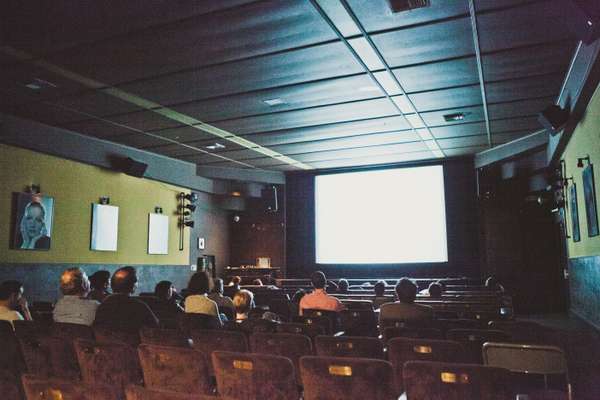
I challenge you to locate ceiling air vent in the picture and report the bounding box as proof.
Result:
[387,0,430,13]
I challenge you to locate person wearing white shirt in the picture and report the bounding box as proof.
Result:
[0,280,32,327]
[184,272,222,324]
[53,268,99,326]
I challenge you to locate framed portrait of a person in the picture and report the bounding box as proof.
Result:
[12,193,54,250]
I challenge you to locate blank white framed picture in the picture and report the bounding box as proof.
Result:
[90,204,119,251]
[148,213,169,255]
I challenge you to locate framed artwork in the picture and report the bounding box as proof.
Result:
[148,213,169,255]
[570,184,581,243]
[91,204,119,251]
[12,192,54,250]
[582,164,599,237]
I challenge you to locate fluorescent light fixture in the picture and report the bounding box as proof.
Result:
[443,112,466,122]
[314,0,361,36]
[263,98,286,106]
[373,71,402,95]
[348,37,385,71]
[205,143,226,150]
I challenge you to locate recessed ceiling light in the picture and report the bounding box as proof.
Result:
[205,143,226,150]
[24,78,58,91]
[443,112,467,122]
[263,98,286,106]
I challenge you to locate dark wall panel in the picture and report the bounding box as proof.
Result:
[285,158,480,279]
[570,255,600,330]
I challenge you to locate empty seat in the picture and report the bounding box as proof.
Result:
[191,329,247,376]
[437,319,484,333]
[213,351,300,400]
[446,329,510,363]
[403,361,512,400]
[93,325,140,347]
[125,385,217,400]
[22,374,117,400]
[382,327,444,343]
[0,370,21,400]
[340,309,378,337]
[295,314,335,335]
[51,322,95,341]
[488,321,562,346]
[74,339,143,397]
[138,344,212,395]
[483,342,572,399]
[266,298,292,321]
[140,327,192,348]
[250,332,312,384]
[178,313,222,334]
[301,309,340,333]
[387,338,466,393]
[300,355,396,400]
[13,320,51,339]
[18,335,80,379]
[277,322,325,338]
[315,335,384,359]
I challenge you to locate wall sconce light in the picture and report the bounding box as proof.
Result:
[577,155,591,168]
[154,206,163,214]
[180,192,198,203]
[99,196,110,205]
[183,220,195,228]
[178,191,198,251]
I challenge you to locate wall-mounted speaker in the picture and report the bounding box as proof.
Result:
[262,185,278,213]
[565,0,600,45]
[538,105,570,135]
[123,157,148,178]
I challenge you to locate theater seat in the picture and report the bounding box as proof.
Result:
[383,327,444,343]
[18,335,80,379]
[277,322,325,339]
[93,325,140,347]
[140,327,192,348]
[212,351,299,400]
[179,313,222,334]
[403,361,512,400]
[21,374,117,400]
[74,339,143,397]
[0,320,25,374]
[446,329,510,364]
[125,385,219,400]
[300,355,396,400]
[138,344,213,395]
[0,370,21,400]
[191,329,248,376]
[51,322,95,341]
[314,335,384,359]
[250,332,312,384]
[13,320,51,339]
[340,309,378,337]
[387,338,466,394]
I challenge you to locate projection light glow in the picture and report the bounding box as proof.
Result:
[315,165,448,264]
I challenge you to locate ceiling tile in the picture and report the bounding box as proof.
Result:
[489,116,541,134]
[306,150,437,169]
[487,96,555,120]
[409,85,482,112]
[290,141,429,163]
[421,105,485,127]
[486,73,564,103]
[393,57,479,92]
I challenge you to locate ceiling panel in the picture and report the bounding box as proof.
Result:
[426,122,487,139]
[6,102,89,126]
[409,85,482,112]
[373,17,475,67]
[392,57,479,93]
[420,105,485,127]
[487,96,555,120]
[489,116,542,134]
[288,141,430,163]
[486,73,564,103]
[45,1,337,85]
[149,139,247,159]
[443,145,487,157]
[117,42,365,105]
[171,74,382,122]
[438,134,490,149]
[477,1,574,52]
[52,90,144,121]
[305,150,437,169]
[212,98,399,135]
[60,119,142,138]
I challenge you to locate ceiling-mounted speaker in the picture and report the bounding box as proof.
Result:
[564,0,600,45]
[538,105,570,135]
[387,0,430,13]
[123,157,148,178]
[262,185,278,213]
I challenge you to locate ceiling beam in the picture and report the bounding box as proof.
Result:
[474,129,549,169]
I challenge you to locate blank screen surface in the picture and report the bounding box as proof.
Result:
[315,165,447,264]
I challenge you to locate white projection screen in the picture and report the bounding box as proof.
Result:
[315,165,448,264]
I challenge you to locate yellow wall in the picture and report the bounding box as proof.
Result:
[0,144,189,264]
[562,83,600,258]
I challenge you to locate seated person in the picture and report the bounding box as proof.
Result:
[0,280,32,327]
[252,278,263,286]
[485,276,506,292]
[208,278,235,319]
[93,266,159,333]
[184,272,222,323]
[87,270,111,302]
[299,271,345,316]
[228,289,278,334]
[372,280,390,309]
[419,281,445,298]
[337,279,349,294]
[53,268,99,326]
[379,278,433,325]
[223,276,241,298]
[151,280,184,321]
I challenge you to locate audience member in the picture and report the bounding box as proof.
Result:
[427,282,443,299]
[485,276,506,292]
[53,268,99,326]
[252,278,263,286]
[0,280,32,326]
[93,266,159,332]
[379,277,433,324]
[208,278,235,317]
[87,270,111,302]
[338,279,349,294]
[372,280,390,309]
[299,271,345,315]
[224,276,241,298]
[185,272,222,323]
[228,289,278,334]
[153,280,184,314]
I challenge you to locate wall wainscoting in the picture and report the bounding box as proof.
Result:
[570,255,600,330]
[0,263,193,303]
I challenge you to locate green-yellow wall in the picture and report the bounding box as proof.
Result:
[562,83,600,258]
[0,144,190,264]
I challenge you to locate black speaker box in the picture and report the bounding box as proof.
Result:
[262,185,278,213]
[538,105,570,134]
[123,157,148,177]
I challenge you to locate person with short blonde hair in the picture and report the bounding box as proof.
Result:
[233,289,254,320]
[54,268,99,326]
